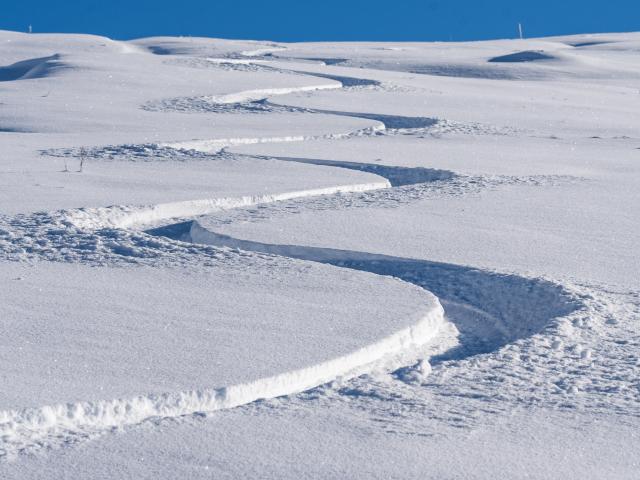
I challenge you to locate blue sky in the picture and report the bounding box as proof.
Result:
[1,0,638,41]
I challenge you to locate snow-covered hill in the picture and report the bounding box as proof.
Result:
[1,30,638,478]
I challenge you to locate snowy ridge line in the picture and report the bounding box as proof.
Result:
[207,83,341,104]
[159,123,385,153]
[0,294,444,459]
[239,46,287,57]
[66,181,390,230]
[206,57,267,65]
[186,221,585,367]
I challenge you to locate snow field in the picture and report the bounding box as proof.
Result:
[1,28,639,478]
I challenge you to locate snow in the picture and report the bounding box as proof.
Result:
[0,261,443,458]
[1,28,639,478]
[3,409,637,480]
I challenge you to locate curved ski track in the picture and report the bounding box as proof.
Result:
[0,51,587,460]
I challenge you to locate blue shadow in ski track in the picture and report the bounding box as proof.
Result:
[148,222,582,364]
[263,100,440,131]
[262,156,455,187]
[146,156,580,364]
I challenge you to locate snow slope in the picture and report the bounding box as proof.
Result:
[1,29,639,478]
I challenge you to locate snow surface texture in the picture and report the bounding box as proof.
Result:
[1,30,639,478]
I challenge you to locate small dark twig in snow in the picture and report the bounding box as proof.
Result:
[78,148,86,173]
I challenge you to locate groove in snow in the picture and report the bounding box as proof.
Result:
[67,182,390,230]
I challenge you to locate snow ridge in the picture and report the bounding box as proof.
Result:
[158,124,385,153]
[67,181,390,230]
[0,293,444,459]
[207,83,340,104]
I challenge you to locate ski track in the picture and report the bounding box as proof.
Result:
[172,222,584,361]
[139,54,522,136]
[0,51,604,461]
[0,154,584,460]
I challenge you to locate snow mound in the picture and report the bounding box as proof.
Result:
[488,50,556,63]
[0,54,67,82]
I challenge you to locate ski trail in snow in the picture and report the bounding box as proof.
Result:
[159,121,385,154]
[152,66,390,151]
[0,149,585,461]
[67,182,390,230]
[0,54,585,461]
[206,83,341,104]
[144,154,582,370]
[184,224,582,362]
[1,177,448,460]
[148,154,581,367]
[259,156,456,187]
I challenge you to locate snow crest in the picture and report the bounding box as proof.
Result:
[207,83,340,104]
[67,182,390,230]
[0,295,444,459]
